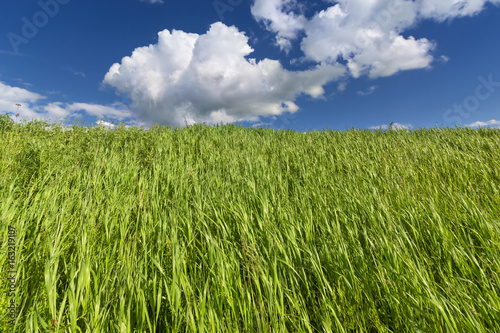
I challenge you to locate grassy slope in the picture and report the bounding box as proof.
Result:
[1,116,499,332]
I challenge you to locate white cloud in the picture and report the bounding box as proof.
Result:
[96,120,118,129]
[0,81,44,107]
[40,101,132,125]
[251,0,499,78]
[251,122,271,128]
[0,81,46,122]
[419,0,500,21]
[370,122,413,130]
[65,102,130,120]
[43,102,74,121]
[439,55,450,63]
[103,22,346,128]
[251,0,307,51]
[465,119,500,128]
[37,101,130,123]
[0,81,131,126]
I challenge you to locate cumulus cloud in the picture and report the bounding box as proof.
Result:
[103,22,346,128]
[252,0,499,78]
[465,119,500,128]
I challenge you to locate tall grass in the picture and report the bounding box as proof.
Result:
[1,114,499,332]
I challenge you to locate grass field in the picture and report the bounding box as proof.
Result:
[1,114,499,332]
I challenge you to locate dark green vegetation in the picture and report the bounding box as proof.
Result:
[1,114,499,332]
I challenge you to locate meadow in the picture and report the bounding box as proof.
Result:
[0,113,499,332]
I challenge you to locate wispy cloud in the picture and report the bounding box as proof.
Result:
[357,86,377,96]
[140,0,164,4]
[13,78,33,87]
[438,55,450,63]
[63,66,86,78]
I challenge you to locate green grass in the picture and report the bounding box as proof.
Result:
[1,114,499,332]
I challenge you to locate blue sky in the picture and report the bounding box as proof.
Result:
[1,0,499,132]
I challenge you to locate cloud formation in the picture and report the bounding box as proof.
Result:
[0,81,132,126]
[250,0,307,51]
[103,22,346,128]
[0,81,46,121]
[252,0,499,78]
[43,102,131,122]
